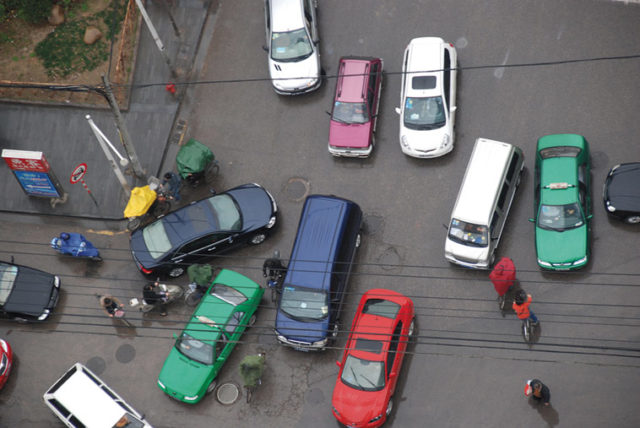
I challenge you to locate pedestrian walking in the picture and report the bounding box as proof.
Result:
[162,171,182,201]
[525,379,551,406]
[490,256,518,313]
[513,290,539,324]
[99,295,133,327]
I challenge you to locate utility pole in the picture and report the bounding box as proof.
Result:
[101,73,146,179]
[85,115,131,198]
[135,0,178,78]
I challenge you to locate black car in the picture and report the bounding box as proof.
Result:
[130,183,278,277]
[603,162,640,224]
[0,260,61,322]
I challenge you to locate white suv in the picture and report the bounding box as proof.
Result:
[395,37,458,158]
[263,0,321,95]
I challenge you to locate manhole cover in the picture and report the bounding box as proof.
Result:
[216,382,240,405]
[283,177,310,202]
[115,344,136,363]
[86,356,106,375]
[378,246,401,271]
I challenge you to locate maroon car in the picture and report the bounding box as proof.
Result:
[328,56,383,158]
[0,339,12,390]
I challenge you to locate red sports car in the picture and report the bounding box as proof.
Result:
[331,289,415,427]
[0,338,13,390]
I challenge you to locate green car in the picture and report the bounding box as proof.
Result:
[157,269,264,403]
[530,134,592,270]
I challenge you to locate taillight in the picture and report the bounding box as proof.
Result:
[141,266,153,275]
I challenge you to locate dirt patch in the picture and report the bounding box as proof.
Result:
[0,0,140,109]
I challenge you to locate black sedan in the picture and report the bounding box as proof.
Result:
[130,183,278,277]
[603,162,640,224]
[0,260,61,322]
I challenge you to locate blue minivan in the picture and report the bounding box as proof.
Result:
[274,195,363,351]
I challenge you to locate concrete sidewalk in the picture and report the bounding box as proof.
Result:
[0,0,216,220]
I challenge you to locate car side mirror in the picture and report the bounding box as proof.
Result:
[11,256,14,264]
[336,360,342,368]
[313,38,320,45]
[587,214,593,220]
[326,111,331,116]
[172,333,178,339]
[262,45,268,52]
[442,223,449,230]
[451,106,457,112]
[395,107,401,115]
[528,218,535,223]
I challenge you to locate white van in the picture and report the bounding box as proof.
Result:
[444,138,524,269]
[43,363,152,428]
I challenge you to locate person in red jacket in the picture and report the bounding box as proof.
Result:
[513,290,539,324]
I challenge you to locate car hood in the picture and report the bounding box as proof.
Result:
[607,165,640,212]
[400,124,449,152]
[275,310,328,343]
[269,54,319,90]
[332,380,387,424]
[329,120,372,149]
[536,225,588,263]
[227,185,274,231]
[444,238,490,265]
[158,347,211,400]
[4,267,56,316]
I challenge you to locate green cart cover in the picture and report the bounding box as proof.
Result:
[239,354,265,388]
[187,264,214,288]
[176,138,214,179]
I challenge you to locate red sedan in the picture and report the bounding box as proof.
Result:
[0,338,13,390]
[331,289,415,427]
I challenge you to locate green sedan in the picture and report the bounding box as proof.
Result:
[157,269,264,403]
[531,134,592,270]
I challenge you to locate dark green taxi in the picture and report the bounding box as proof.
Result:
[157,269,263,403]
[530,134,591,270]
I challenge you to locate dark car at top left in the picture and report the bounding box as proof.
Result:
[130,183,278,278]
[0,260,61,322]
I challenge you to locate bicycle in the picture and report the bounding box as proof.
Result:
[522,317,538,343]
[239,352,266,403]
[263,250,286,304]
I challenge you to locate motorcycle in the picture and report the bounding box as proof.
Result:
[50,232,102,261]
[129,282,184,313]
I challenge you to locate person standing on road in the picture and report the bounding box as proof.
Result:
[162,171,182,201]
[513,290,539,324]
[143,283,168,316]
[525,379,551,406]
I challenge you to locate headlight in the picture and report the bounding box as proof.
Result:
[184,394,199,401]
[54,276,60,288]
[306,78,318,88]
[607,204,616,212]
[332,406,341,417]
[267,216,276,229]
[311,338,328,348]
[0,340,7,352]
[537,259,551,267]
[370,414,383,423]
[157,380,166,389]
[439,133,450,149]
[573,256,588,266]
[401,135,409,148]
[38,309,50,320]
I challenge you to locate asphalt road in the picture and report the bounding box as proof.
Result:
[2,0,640,427]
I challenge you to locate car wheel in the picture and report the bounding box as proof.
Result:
[250,233,266,245]
[408,319,416,338]
[206,379,217,394]
[168,267,185,278]
[386,397,394,416]
[248,314,257,327]
[624,215,640,224]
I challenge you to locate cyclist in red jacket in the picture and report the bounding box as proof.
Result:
[513,290,539,324]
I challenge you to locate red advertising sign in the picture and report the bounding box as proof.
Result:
[2,149,50,172]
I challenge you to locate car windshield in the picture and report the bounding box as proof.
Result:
[0,263,17,305]
[540,146,581,159]
[207,194,241,231]
[363,298,400,319]
[280,284,328,321]
[332,101,368,124]
[176,332,214,365]
[403,96,445,130]
[270,28,313,62]
[537,203,584,231]
[340,354,385,391]
[142,221,172,260]
[112,414,145,428]
[448,219,489,247]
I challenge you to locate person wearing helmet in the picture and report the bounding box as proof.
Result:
[513,290,539,324]
[525,379,550,406]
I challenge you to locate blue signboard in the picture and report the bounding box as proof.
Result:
[14,170,61,197]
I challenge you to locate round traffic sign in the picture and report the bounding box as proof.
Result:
[70,163,88,184]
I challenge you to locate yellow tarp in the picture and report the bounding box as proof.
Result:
[123,186,157,218]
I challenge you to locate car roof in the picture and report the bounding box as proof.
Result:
[160,198,218,247]
[270,0,305,32]
[540,157,580,205]
[285,195,357,291]
[404,37,444,96]
[335,58,371,103]
[453,138,515,224]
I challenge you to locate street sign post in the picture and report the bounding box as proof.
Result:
[1,149,65,199]
[70,163,98,207]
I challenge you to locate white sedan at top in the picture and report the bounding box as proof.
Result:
[395,37,458,158]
